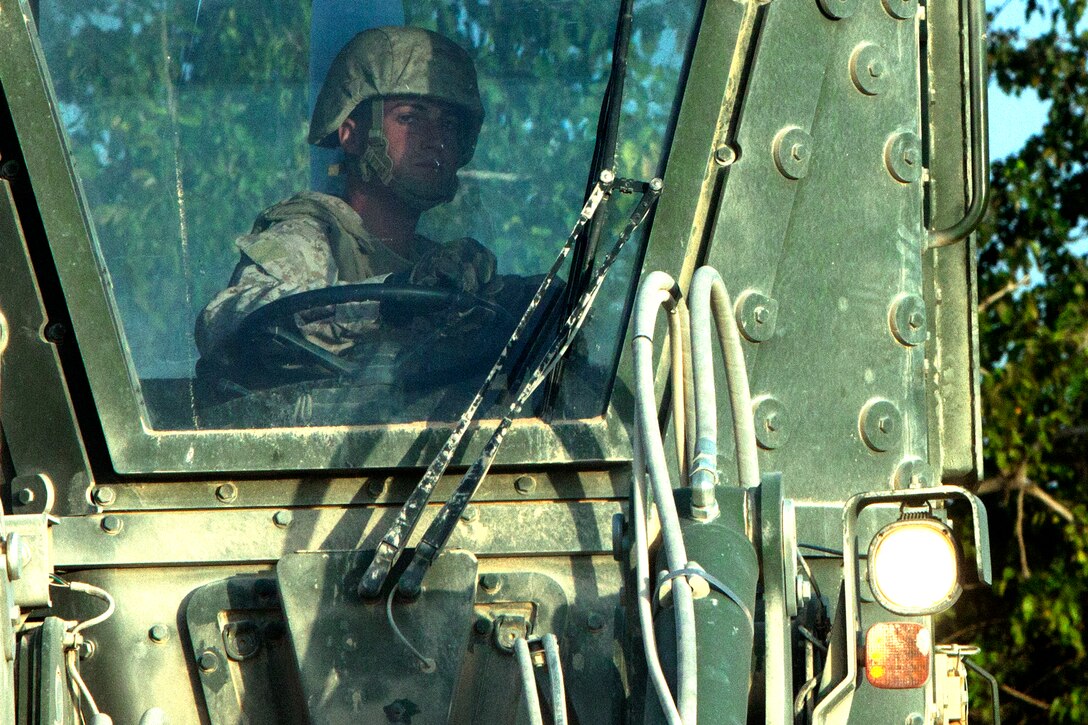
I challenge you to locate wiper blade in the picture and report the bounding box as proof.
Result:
[357,172,616,600]
[395,178,662,599]
[542,0,637,411]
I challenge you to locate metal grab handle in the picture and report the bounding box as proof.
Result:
[926,0,989,250]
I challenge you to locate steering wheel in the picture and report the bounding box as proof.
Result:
[224,283,513,386]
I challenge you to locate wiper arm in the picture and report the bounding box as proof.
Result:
[356,173,616,600]
[395,178,662,600]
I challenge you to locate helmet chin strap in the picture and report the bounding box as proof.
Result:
[348,98,458,213]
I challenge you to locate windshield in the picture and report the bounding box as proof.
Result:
[37,0,699,431]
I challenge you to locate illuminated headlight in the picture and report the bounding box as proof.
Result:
[867,517,961,615]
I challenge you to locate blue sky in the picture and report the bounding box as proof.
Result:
[987,0,1056,160]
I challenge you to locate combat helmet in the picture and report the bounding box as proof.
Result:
[309,26,484,169]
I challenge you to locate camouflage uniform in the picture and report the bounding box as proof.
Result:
[195,191,439,358]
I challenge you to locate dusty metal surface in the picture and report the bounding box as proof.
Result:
[49,500,620,567]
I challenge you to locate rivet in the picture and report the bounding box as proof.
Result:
[198,650,219,673]
[514,475,537,495]
[752,395,790,449]
[889,294,927,346]
[272,510,292,528]
[818,0,860,19]
[882,0,918,20]
[893,457,932,489]
[859,399,903,452]
[735,290,779,343]
[101,515,123,535]
[884,132,923,183]
[92,487,116,506]
[773,127,813,180]
[850,43,889,96]
[215,483,238,503]
[148,624,170,644]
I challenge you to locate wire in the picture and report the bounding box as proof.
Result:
[798,543,844,557]
[384,589,436,673]
[68,582,116,636]
[67,648,100,718]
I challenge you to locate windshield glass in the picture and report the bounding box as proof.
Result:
[37,0,699,431]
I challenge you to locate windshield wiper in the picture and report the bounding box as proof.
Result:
[395,178,662,599]
[540,0,636,413]
[356,174,616,600]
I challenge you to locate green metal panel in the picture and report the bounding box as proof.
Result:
[923,0,984,486]
[0,182,93,514]
[700,0,926,511]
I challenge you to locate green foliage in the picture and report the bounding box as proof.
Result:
[950,1,1088,720]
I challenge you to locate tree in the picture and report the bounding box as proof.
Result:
[950,0,1088,720]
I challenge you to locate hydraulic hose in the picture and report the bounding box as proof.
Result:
[632,429,684,725]
[688,267,760,492]
[632,270,698,724]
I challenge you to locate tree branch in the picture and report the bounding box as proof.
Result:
[1000,683,1051,711]
[978,274,1031,313]
[1025,485,1076,524]
[1016,487,1031,578]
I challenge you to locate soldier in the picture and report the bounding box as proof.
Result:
[195,26,497,393]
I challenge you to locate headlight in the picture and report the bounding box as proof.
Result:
[867,516,961,615]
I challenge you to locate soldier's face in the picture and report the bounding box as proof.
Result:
[382,98,464,198]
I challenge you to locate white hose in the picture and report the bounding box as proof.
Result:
[632,270,698,724]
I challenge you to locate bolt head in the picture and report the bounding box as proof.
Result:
[754,306,769,324]
[908,311,924,329]
[101,515,123,535]
[868,60,885,78]
[78,639,96,660]
[366,479,387,498]
[764,412,779,432]
[215,483,238,503]
[149,624,170,643]
[198,650,219,673]
[474,616,493,636]
[479,573,502,593]
[587,612,606,632]
[599,169,615,185]
[902,148,918,166]
[15,488,34,506]
[460,506,478,522]
[514,475,537,494]
[714,145,737,166]
[272,510,292,528]
[790,143,808,162]
[92,487,116,506]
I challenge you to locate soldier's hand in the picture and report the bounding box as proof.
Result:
[409,237,497,295]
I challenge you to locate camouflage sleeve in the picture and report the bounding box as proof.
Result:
[195,218,348,357]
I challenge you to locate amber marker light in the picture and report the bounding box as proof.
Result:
[867,515,961,616]
[865,621,931,689]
